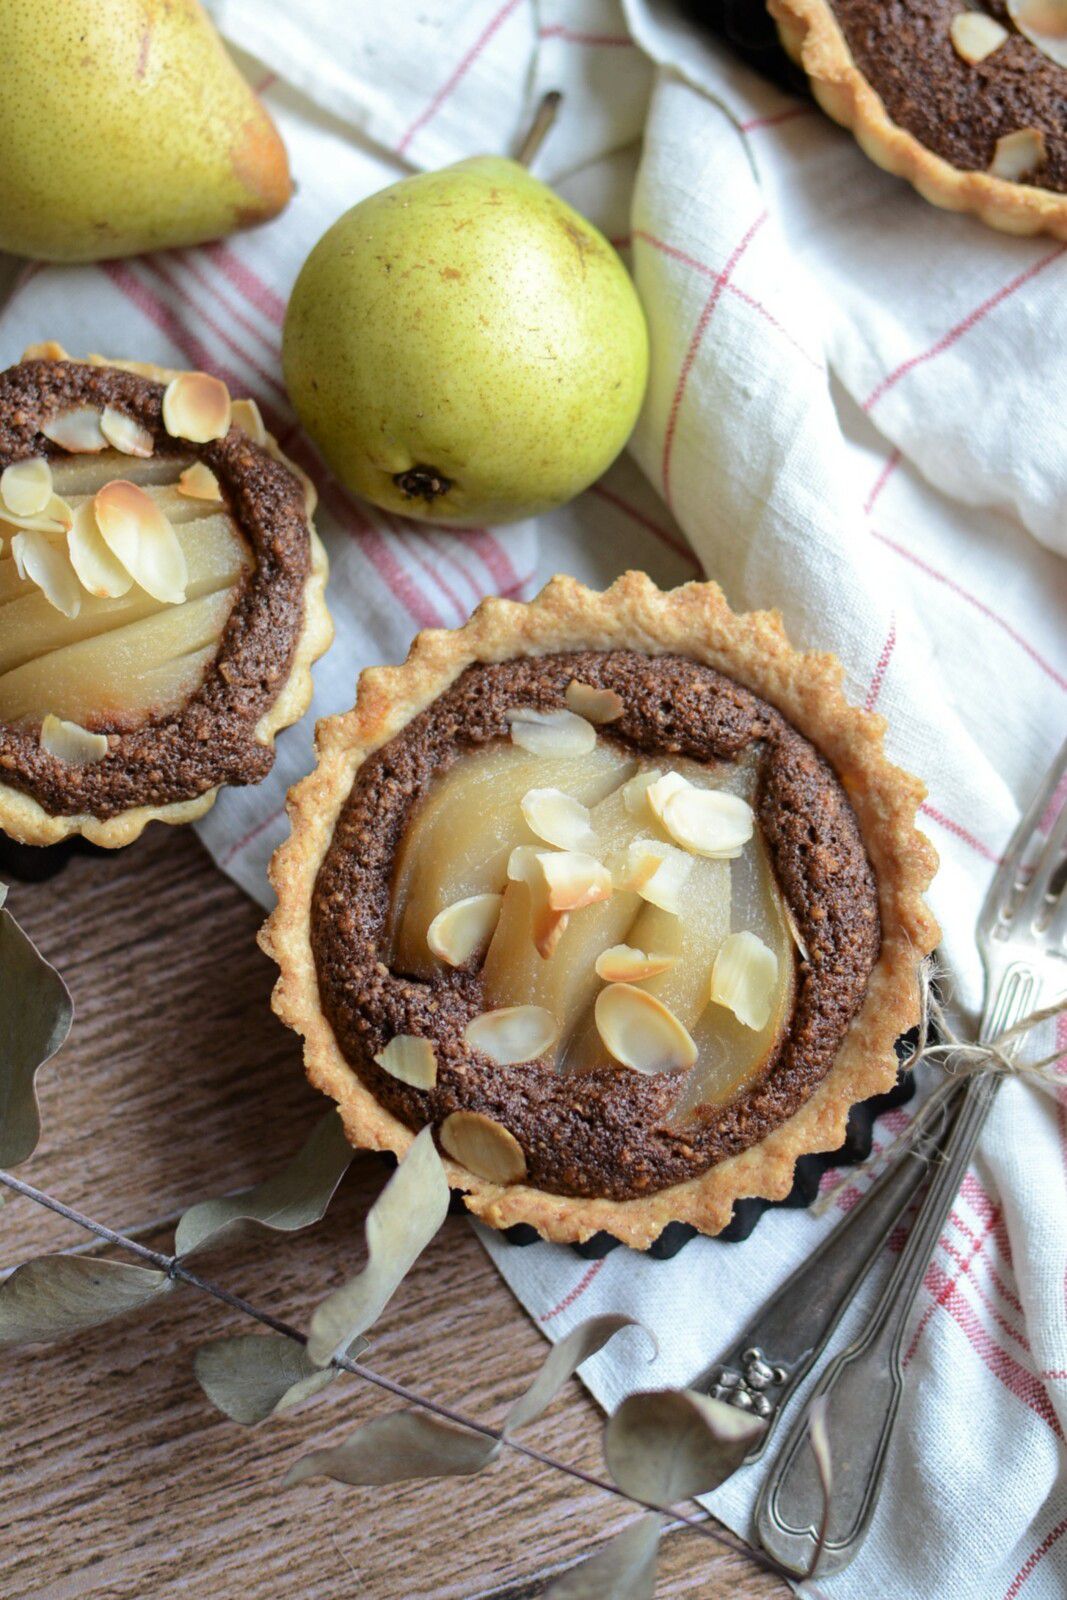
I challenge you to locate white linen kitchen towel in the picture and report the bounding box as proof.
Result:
[2,2,1065,1594]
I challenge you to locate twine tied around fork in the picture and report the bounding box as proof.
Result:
[811,959,1067,1217]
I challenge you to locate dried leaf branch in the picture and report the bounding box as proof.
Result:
[0,889,73,1169]
[0,1166,787,1577]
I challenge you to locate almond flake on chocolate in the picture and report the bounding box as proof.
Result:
[232,397,268,446]
[520,786,595,851]
[949,11,1009,63]
[989,127,1047,181]
[594,944,676,983]
[101,406,155,459]
[564,680,624,724]
[1008,0,1067,67]
[1,458,52,518]
[68,500,134,599]
[11,530,82,618]
[594,983,697,1075]
[440,1110,528,1183]
[40,713,108,765]
[178,462,223,502]
[427,893,503,967]
[539,850,613,912]
[709,931,779,1031]
[662,786,754,860]
[94,479,188,605]
[41,407,108,454]
[508,706,597,758]
[374,1035,438,1089]
[464,1004,559,1065]
[162,372,232,444]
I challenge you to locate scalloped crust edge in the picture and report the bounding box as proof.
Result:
[0,347,334,849]
[768,0,1067,240]
[261,572,939,1247]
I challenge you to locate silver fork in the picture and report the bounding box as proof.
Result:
[754,739,1067,1576]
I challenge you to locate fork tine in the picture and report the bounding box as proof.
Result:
[1014,791,1067,932]
[980,737,1067,931]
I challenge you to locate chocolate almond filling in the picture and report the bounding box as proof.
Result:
[830,1,1067,192]
[311,651,881,1201]
[0,359,311,817]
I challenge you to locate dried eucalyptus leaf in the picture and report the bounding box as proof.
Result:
[194,1333,349,1425]
[0,901,74,1168]
[284,1409,498,1489]
[504,1315,651,1437]
[175,1111,354,1258]
[605,1389,764,1505]
[544,1512,663,1600]
[0,1256,172,1346]
[306,1126,449,1366]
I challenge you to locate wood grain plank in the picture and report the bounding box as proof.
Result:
[1,830,787,1599]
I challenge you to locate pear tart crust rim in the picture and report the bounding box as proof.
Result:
[262,574,939,1247]
[768,0,1067,240]
[0,350,333,849]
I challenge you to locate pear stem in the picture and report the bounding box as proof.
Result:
[516,90,562,168]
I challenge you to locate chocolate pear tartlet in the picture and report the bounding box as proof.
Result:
[0,345,332,847]
[769,0,1067,238]
[262,574,938,1246]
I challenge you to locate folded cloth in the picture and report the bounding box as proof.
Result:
[2,1,1064,1593]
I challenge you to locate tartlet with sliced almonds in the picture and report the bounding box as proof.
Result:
[0,344,332,847]
[769,0,1067,238]
[261,574,938,1248]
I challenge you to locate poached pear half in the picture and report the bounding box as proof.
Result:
[283,157,649,526]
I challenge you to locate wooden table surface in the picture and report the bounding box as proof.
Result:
[0,826,788,1600]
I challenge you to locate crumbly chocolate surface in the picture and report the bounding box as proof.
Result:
[311,651,882,1201]
[831,1,1067,191]
[0,359,311,817]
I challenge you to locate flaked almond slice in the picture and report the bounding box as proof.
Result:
[508,706,597,758]
[11,530,81,617]
[539,850,613,912]
[662,786,754,859]
[162,372,232,444]
[94,479,188,604]
[709,931,779,1031]
[950,10,1009,62]
[1008,0,1067,67]
[989,126,1047,181]
[783,900,810,963]
[615,838,693,914]
[68,500,134,599]
[595,944,676,983]
[101,406,155,458]
[232,396,268,446]
[623,767,662,819]
[464,1004,559,1065]
[41,407,107,453]
[427,893,503,967]
[21,340,70,361]
[507,845,569,957]
[0,493,74,534]
[40,713,108,765]
[594,983,697,1075]
[178,462,223,501]
[374,1035,437,1089]
[1,457,52,517]
[646,769,690,825]
[440,1110,527,1183]
[521,786,595,851]
[565,679,624,724]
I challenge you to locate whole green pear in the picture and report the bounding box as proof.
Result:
[282,157,649,526]
[0,0,291,262]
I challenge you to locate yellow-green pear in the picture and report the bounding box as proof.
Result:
[0,0,291,262]
[282,157,649,526]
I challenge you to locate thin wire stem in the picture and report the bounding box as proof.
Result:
[0,1168,791,1582]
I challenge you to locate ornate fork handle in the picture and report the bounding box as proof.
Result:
[754,964,1040,1577]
